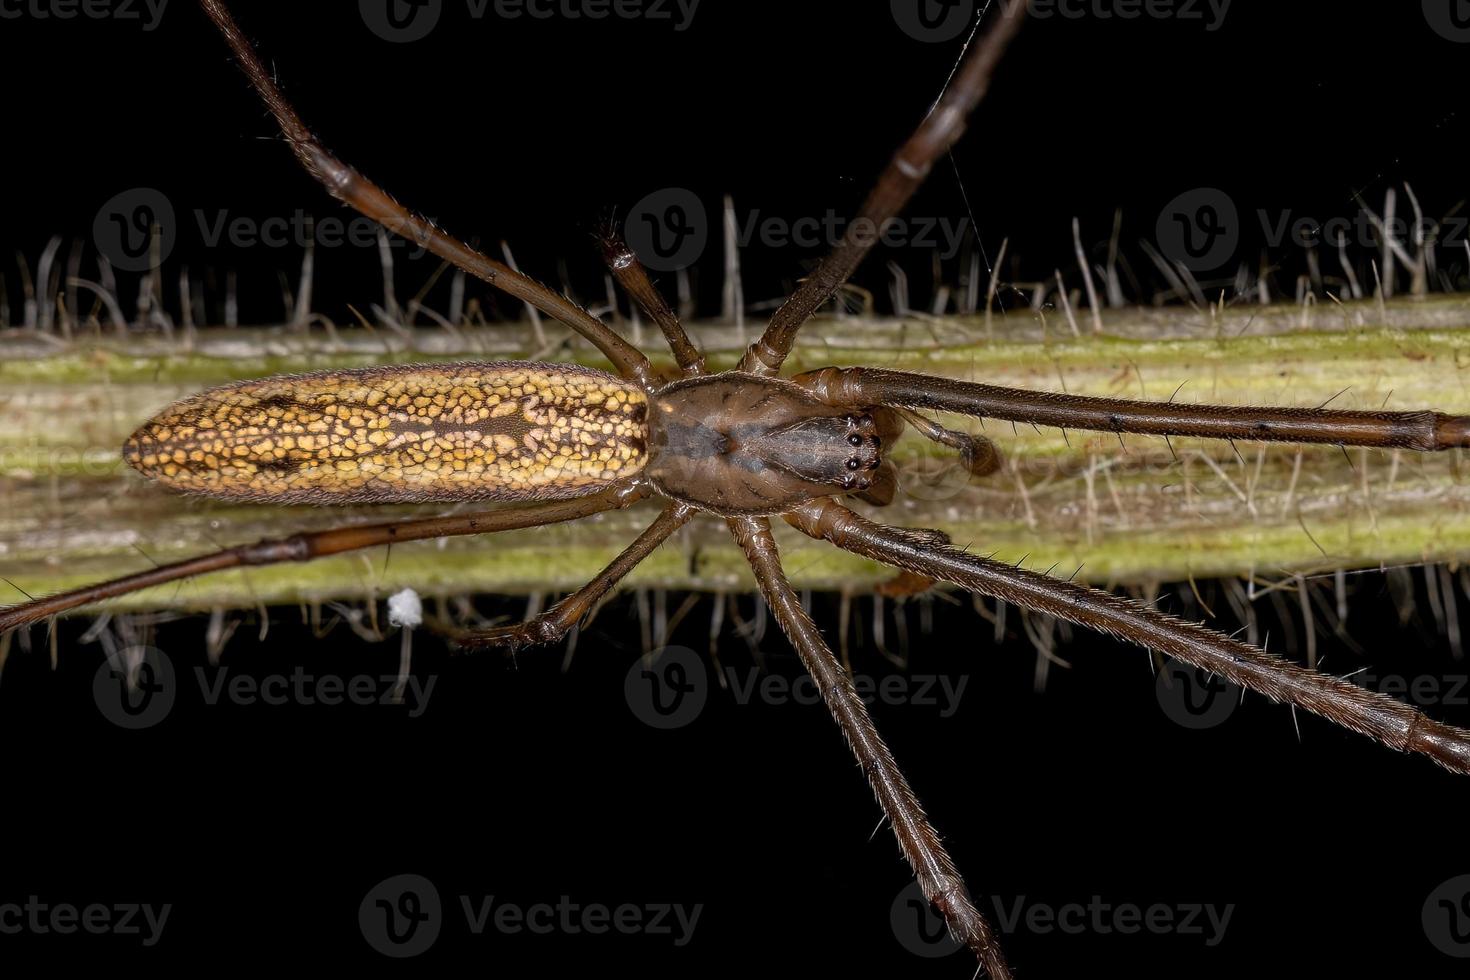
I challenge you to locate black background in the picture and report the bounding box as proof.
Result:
[4,2,1470,976]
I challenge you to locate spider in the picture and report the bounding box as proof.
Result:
[4,1,1470,974]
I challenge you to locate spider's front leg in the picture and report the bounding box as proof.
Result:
[452,503,693,653]
[792,370,1004,484]
[797,366,1470,452]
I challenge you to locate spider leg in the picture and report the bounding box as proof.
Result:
[796,378,1001,485]
[727,515,1013,979]
[454,503,693,652]
[890,407,1003,477]
[738,4,1025,376]
[596,229,706,377]
[0,482,650,634]
[197,0,653,384]
[786,498,1470,776]
[799,366,1470,451]
[851,460,899,506]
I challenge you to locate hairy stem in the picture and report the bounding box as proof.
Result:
[4,299,1470,611]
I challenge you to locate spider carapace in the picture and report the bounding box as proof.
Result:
[124,360,906,516]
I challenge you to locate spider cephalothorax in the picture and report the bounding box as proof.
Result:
[644,372,902,515]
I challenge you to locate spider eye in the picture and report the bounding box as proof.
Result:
[848,434,862,446]
[846,458,861,470]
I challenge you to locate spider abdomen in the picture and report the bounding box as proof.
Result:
[124,361,649,502]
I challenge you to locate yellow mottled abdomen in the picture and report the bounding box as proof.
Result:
[124,361,649,502]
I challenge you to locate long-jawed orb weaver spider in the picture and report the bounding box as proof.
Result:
[4,2,1470,975]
